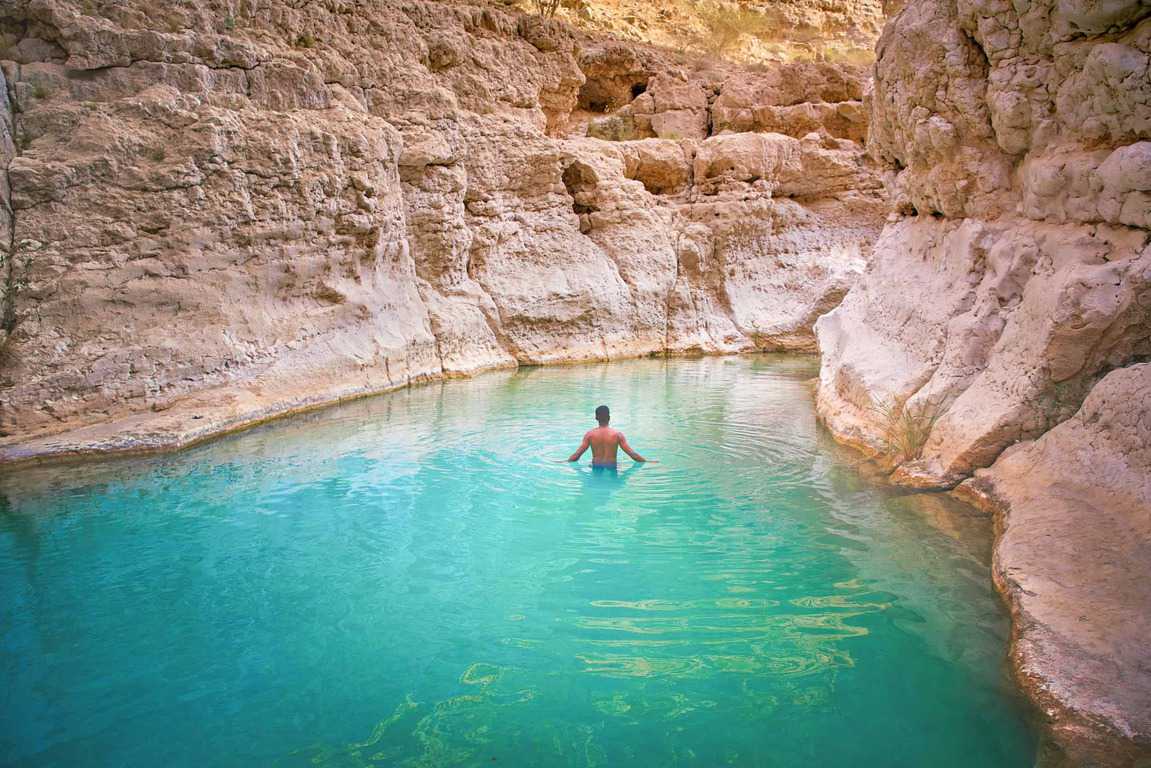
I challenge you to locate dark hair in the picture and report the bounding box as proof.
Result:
[595,405,610,424]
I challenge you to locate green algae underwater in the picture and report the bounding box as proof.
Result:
[0,356,1037,766]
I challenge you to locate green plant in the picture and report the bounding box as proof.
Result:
[223,14,236,30]
[699,7,742,55]
[294,32,316,48]
[869,398,941,463]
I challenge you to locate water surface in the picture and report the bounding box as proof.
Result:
[1,356,1036,766]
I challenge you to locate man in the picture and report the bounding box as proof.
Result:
[566,405,653,467]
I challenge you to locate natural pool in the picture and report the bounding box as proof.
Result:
[1,356,1037,767]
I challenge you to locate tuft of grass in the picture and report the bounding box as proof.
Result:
[869,398,941,463]
[294,32,316,48]
[223,14,236,31]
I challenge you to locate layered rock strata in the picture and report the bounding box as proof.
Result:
[815,0,1151,762]
[0,0,882,458]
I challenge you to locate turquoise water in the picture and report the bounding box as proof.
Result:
[0,356,1036,767]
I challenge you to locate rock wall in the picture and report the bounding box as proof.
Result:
[0,0,882,453]
[578,42,870,143]
[961,363,1151,767]
[815,0,1150,761]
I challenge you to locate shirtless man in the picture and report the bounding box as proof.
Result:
[566,405,652,467]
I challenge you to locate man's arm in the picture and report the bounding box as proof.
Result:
[567,432,591,462]
[617,433,647,463]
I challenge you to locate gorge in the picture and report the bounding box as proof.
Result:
[0,0,1148,765]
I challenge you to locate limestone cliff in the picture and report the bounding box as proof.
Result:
[0,0,882,457]
[814,0,1151,762]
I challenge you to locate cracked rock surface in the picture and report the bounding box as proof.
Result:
[544,0,885,66]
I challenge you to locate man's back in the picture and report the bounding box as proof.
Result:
[587,426,623,466]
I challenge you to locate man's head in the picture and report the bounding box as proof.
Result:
[595,405,610,425]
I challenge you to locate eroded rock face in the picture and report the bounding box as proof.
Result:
[961,363,1151,767]
[818,1,1151,484]
[818,216,1149,486]
[816,0,1151,760]
[0,0,883,450]
[580,47,871,144]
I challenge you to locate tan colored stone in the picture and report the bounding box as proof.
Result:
[961,363,1151,767]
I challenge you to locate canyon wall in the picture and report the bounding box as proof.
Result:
[814,0,1150,762]
[0,0,882,456]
